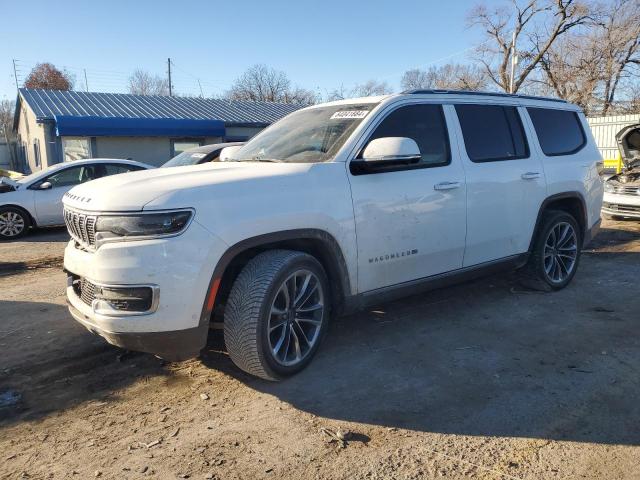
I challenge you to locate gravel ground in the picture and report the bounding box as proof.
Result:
[0,219,639,480]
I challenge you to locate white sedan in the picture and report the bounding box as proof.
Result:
[0,159,152,239]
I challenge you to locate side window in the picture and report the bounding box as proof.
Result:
[104,164,142,176]
[45,166,97,188]
[527,107,586,156]
[362,104,450,167]
[455,104,529,162]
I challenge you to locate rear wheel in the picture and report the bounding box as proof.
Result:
[0,207,30,240]
[527,210,581,290]
[224,250,330,381]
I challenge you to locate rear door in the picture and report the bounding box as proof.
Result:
[348,101,467,293]
[452,103,547,266]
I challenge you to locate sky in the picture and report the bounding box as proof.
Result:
[0,0,502,102]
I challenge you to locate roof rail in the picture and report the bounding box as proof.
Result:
[402,89,567,103]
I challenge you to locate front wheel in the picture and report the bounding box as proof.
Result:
[224,250,330,381]
[0,207,30,240]
[527,210,581,290]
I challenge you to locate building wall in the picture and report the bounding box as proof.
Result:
[15,103,50,172]
[588,114,640,160]
[225,126,262,141]
[94,136,225,166]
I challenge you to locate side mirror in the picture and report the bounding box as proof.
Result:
[39,181,52,190]
[351,137,421,175]
[219,145,243,162]
[362,137,421,162]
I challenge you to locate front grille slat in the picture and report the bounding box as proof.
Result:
[63,208,97,249]
[611,185,640,195]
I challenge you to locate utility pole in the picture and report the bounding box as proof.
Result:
[12,59,19,90]
[167,58,173,96]
[84,69,89,92]
[509,31,518,94]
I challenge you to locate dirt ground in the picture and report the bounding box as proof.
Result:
[1,221,639,480]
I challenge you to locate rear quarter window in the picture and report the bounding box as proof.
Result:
[527,108,586,156]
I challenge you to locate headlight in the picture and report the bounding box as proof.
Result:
[95,210,193,243]
[603,182,615,193]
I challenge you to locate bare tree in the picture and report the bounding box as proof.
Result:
[595,0,640,114]
[225,64,317,105]
[401,64,489,91]
[351,80,392,97]
[537,0,640,114]
[468,0,592,93]
[0,100,17,167]
[128,69,169,96]
[24,63,74,90]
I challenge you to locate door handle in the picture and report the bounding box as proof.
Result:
[521,172,541,180]
[434,181,461,191]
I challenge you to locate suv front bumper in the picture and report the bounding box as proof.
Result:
[64,220,228,361]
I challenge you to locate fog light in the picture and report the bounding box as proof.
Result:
[92,286,158,315]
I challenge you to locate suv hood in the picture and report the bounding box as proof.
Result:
[63,161,317,211]
[616,124,640,169]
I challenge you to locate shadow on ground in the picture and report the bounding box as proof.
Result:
[202,247,640,446]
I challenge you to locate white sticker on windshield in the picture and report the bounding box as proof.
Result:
[330,110,369,120]
[191,153,206,159]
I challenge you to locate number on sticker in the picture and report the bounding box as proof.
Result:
[330,110,369,120]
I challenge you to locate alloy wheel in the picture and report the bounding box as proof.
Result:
[543,221,578,284]
[0,211,26,238]
[268,269,324,367]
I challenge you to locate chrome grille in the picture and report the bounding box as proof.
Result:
[64,208,97,249]
[611,185,640,195]
[79,278,98,306]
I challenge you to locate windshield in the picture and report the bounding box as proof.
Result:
[230,104,377,163]
[17,163,67,185]
[162,151,210,168]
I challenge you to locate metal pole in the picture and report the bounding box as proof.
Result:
[509,31,517,94]
[84,69,89,92]
[198,79,203,97]
[168,58,173,96]
[12,59,19,90]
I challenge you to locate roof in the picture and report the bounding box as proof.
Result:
[16,89,301,128]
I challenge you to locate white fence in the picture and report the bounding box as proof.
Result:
[587,114,640,160]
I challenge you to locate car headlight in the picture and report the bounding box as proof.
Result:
[603,182,615,193]
[95,210,193,244]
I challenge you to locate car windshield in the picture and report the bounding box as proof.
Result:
[229,104,377,163]
[162,151,210,168]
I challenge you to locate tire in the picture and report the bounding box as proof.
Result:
[0,206,31,240]
[527,210,581,290]
[224,250,330,381]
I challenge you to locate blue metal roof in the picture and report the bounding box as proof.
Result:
[18,88,301,127]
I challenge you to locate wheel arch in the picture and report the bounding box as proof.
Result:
[198,229,353,328]
[528,192,587,251]
[0,204,36,228]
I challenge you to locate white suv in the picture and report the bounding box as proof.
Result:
[62,91,603,380]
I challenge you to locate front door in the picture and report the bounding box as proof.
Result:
[348,102,467,293]
[33,164,99,225]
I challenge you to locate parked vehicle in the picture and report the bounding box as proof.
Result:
[62,90,603,380]
[161,142,244,168]
[0,159,151,239]
[602,124,640,219]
